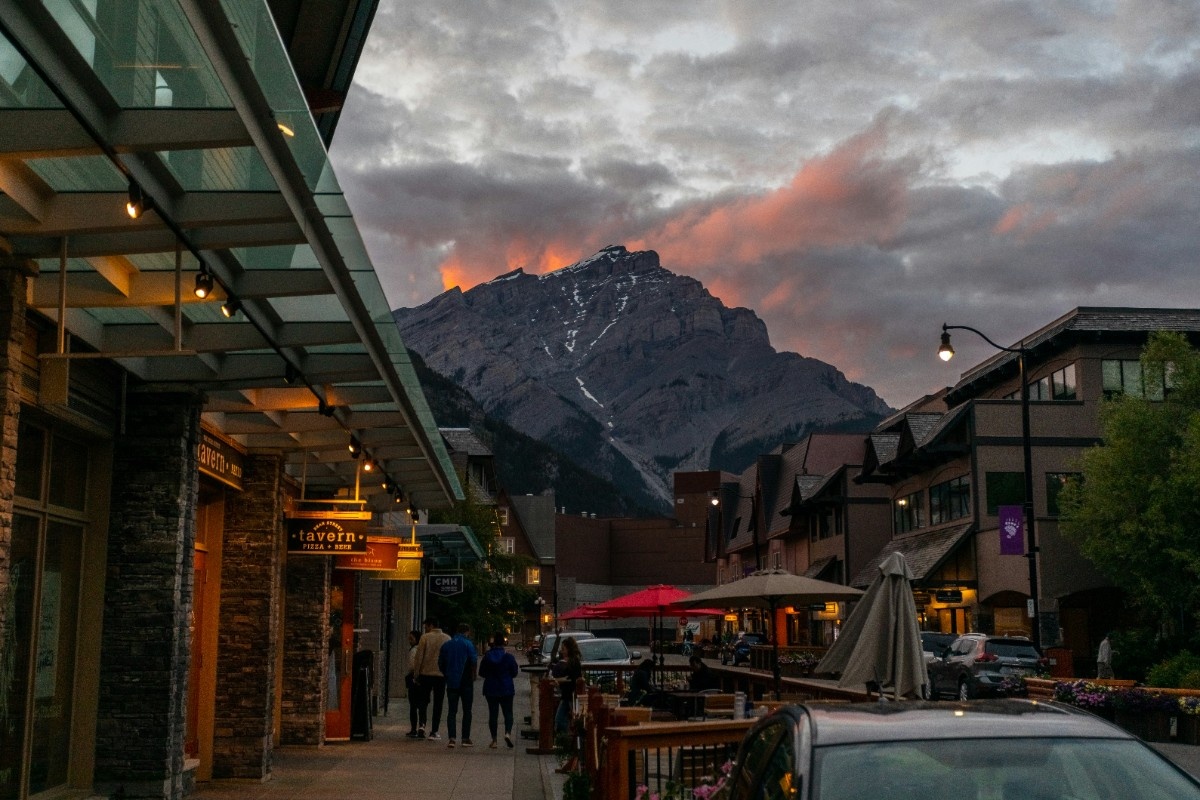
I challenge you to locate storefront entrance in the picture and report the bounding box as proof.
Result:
[325,571,356,741]
[1,419,105,799]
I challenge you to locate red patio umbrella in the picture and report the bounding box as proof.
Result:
[562,585,723,663]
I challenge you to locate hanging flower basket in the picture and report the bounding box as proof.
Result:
[1177,697,1200,745]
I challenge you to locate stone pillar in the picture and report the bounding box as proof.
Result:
[0,253,33,658]
[280,554,329,745]
[94,390,202,800]
[211,453,284,778]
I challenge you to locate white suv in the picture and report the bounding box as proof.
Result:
[536,630,595,664]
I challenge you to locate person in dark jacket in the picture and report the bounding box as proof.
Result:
[438,622,478,747]
[687,655,720,692]
[478,632,520,748]
[626,658,657,706]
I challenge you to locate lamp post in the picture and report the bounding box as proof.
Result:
[939,323,1040,651]
[533,595,546,637]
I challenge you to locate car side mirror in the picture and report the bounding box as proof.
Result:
[631,650,642,659]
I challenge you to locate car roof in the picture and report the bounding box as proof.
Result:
[578,637,627,647]
[792,700,1133,747]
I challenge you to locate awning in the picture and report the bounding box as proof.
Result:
[849,524,974,589]
[803,555,838,581]
[0,2,462,509]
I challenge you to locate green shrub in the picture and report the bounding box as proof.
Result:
[1145,651,1200,688]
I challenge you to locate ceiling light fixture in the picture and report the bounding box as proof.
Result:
[362,456,375,472]
[126,181,146,219]
[348,435,361,457]
[318,400,335,417]
[194,269,214,299]
[220,296,241,318]
[284,363,298,385]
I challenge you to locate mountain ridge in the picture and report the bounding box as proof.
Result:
[395,245,892,511]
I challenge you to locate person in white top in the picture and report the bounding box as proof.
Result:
[1097,633,1115,679]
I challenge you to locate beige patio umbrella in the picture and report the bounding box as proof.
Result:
[815,551,929,700]
[677,569,863,698]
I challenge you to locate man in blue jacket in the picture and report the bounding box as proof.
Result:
[438,622,479,747]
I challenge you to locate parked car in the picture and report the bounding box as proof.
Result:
[577,637,641,665]
[927,633,1043,700]
[714,699,1200,800]
[531,630,595,665]
[919,631,958,665]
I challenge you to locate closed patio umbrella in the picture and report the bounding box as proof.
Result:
[677,569,863,698]
[815,551,928,700]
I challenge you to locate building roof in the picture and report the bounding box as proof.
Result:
[440,428,493,458]
[850,523,973,588]
[0,2,462,508]
[948,307,1200,405]
[510,494,557,562]
[803,555,838,580]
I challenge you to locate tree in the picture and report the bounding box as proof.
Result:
[1060,331,1200,642]
[427,486,537,642]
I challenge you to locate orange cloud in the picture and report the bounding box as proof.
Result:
[630,122,909,271]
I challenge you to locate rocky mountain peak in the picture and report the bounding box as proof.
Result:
[395,246,891,510]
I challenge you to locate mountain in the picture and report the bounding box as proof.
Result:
[412,352,661,516]
[395,245,892,512]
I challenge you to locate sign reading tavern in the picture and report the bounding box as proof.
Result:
[198,427,245,491]
[286,510,371,554]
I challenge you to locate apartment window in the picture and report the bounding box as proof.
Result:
[497,537,515,554]
[498,507,509,526]
[1006,363,1076,401]
[986,472,1024,514]
[1046,473,1082,516]
[893,490,924,534]
[1103,359,1174,400]
[526,567,541,585]
[930,475,971,524]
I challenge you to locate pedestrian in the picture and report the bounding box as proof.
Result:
[439,622,478,747]
[626,658,656,706]
[478,631,519,749]
[405,629,426,738]
[553,636,583,774]
[412,617,451,740]
[1097,633,1115,679]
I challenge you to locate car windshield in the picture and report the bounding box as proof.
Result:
[813,738,1200,800]
[578,640,627,661]
[986,640,1039,659]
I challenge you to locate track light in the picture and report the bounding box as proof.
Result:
[348,435,361,457]
[126,181,146,219]
[382,477,394,492]
[194,270,214,299]
[362,456,375,472]
[221,296,241,318]
[284,363,298,385]
[318,400,335,417]
[407,504,417,520]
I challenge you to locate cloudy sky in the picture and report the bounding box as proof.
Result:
[330,0,1200,408]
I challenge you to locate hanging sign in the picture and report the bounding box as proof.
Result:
[429,573,464,597]
[336,538,402,571]
[999,505,1024,555]
[286,510,370,554]
[371,543,424,581]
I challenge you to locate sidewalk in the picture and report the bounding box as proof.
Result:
[187,672,567,800]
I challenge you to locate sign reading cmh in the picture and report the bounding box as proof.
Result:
[429,574,464,597]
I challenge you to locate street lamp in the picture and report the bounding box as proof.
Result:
[939,323,1041,651]
[533,596,546,636]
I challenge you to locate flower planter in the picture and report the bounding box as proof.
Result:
[1179,715,1200,745]
[1114,710,1173,743]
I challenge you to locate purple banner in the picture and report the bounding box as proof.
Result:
[999,505,1024,555]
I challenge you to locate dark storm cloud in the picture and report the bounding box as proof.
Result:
[333,0,1200,406]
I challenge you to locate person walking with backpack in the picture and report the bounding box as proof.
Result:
[405,629,426,738]
[438,622,479,747]
[478,632,519,748]
[412,618,451,740]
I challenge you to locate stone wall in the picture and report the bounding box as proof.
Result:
[0,255,32,663]
[280,553,328,745]
[94,391,202,800]
[212,454,284,778]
